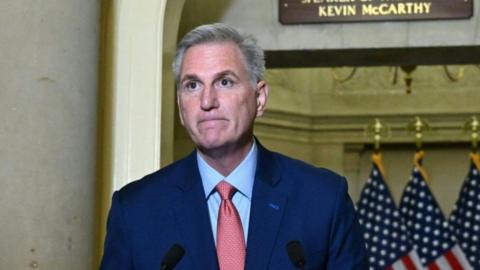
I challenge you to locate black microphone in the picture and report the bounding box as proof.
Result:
[286,240,306,269]
[160,244,185,270]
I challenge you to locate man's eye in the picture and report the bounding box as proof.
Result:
[188,81,197,89]
[183,81,201,92]
[219,78,233,87]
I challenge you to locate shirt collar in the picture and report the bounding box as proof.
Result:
[197,141,257,200]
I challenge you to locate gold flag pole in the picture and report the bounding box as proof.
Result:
[366,118,389,176]
[408,116,430,183]
[408,116,430,152]
[464,116,479,154]
[366,118,390,153]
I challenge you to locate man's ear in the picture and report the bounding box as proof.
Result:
[176,91,185,126]
[255,80,269,117]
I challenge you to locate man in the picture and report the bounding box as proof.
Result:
[100,23,367,269]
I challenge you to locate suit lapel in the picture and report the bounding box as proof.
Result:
[172,152,219,269]
[245,144,289,270]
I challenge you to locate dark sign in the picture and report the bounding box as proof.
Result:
[279,0,473,24]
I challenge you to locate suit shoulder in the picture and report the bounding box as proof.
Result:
[115,153,194,201]
[267,151,352,221]
[273,151,343,179]
[262,153,348,198]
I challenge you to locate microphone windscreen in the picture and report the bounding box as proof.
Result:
[161,244,185,270]
[286,240,305,268]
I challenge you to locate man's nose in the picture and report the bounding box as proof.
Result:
[200,86,219,110]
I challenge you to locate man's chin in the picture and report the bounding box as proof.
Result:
[195,137,240,155]
[197,140,227,152]
[195,136,253,157]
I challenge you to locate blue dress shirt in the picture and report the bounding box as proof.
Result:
[197,141,257,245]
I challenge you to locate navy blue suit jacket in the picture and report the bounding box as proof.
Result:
[100,144,368,269]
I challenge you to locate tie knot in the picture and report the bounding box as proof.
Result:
[216,180,236,200]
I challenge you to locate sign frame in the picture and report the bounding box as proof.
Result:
[279,0,473,24]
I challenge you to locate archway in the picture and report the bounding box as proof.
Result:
[96,0,186,266]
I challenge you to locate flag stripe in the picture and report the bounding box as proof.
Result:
[427,261,440,270]
[435,255,449,270]
[451,245,473,270]
[392,262,407,270]
[391,255,408,270]
[401,254,417,270]
[409,250,424,269]
[444,249,463,270]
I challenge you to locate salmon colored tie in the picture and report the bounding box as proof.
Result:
[216,180,246,270]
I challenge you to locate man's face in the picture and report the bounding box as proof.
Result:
[177,42,268,154]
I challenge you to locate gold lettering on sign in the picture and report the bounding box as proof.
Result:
[319,5,356,16]
[362,2,432,16]
[302,0,324,4]
[325,0,356,3]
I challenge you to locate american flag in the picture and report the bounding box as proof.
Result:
[449,153,480,269]
[399,151,472,269]
[357,153,423,270]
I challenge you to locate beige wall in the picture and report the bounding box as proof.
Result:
[0,0,99,269]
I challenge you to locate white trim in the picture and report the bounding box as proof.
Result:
[110,0,167,191]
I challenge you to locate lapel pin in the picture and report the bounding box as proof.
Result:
[268,203,280,210]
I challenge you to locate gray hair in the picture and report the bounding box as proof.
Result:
[172,23,265,89]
